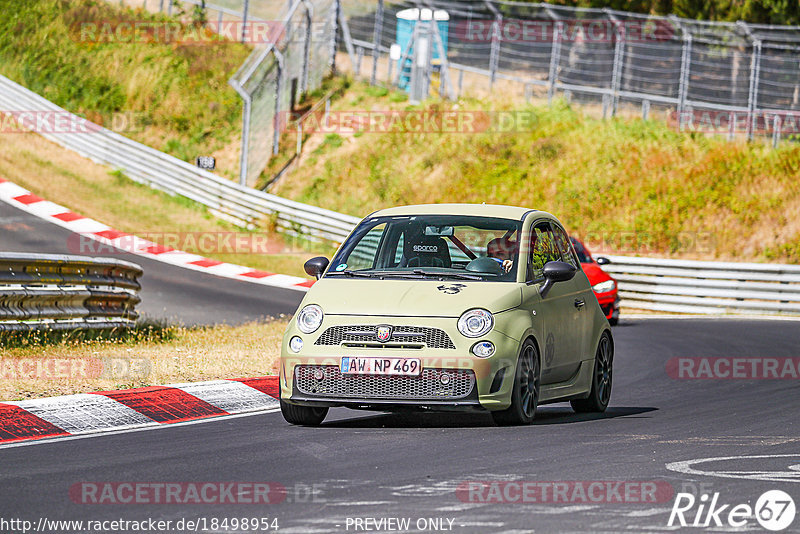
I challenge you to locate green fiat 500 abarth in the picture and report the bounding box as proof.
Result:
[279,204,613,426]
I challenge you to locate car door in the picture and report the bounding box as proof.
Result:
[552,222,594,363]
[520,220,582,384]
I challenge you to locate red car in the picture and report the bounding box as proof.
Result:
[570,237,619,325]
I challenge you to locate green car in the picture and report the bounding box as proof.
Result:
[279,204,613,426]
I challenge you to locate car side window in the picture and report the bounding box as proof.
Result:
[552,224,578,269]
[528,222,561,281]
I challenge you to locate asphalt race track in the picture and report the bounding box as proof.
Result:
[2,318,799,533]
[0,201,303,325]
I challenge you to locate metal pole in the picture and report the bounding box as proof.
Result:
[610,31,623,116]
[297,121,303,155]
[241,0,249,43]
[547,21,563,104]
[677,33,692,131]
[273,62,283,156]
[489,14,501,90]
[772,114,781,148]
[371,0,385,86]
[330,0,341,74]
[458,68,464,99]
[641,99,650,120]
[746,39,762,141]
[728,111,736,140]
[301,4,313,94]
[159,0,164,11]
[232,83,252,187]
[356,47,363,78]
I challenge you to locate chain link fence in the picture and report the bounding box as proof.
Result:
[227,0,339,187]
[144,0,339,186]
[344,0,800,143]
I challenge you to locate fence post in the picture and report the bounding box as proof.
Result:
[297,121,303,155]
[772,114,781,148]
[641,99,650,120]
[241,0,249,43]
[301,4,313,95]
[677,33,692,131]
[489,14,502,90]
[237,90,252,186]
[746,39,762,141]
[159,0,164,11]
[547,21,563,104]
[356,47,364,78]
[273,54,285,157]
[610,31,624,116]
[330,0,341,74]
[370,0,385,86]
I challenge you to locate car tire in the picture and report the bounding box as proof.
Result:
[280,400,328,426]
[492,339,540,426]
[571,331,613,413]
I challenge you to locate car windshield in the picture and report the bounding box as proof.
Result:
[570,237,593,264]
[326,215,523,281]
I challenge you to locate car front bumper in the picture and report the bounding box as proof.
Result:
[279,315,522,412]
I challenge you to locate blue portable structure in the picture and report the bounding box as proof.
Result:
[395,8,449,91]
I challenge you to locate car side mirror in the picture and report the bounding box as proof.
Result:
[304,256,330,279]
[596,256,611,265]
[539,261,577,297]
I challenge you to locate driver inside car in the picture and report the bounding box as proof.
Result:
[486,236,517,273]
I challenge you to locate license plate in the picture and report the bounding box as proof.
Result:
[340,357,421,376]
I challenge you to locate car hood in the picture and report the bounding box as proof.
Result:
[581,262,613,286]
[302,278,522,317]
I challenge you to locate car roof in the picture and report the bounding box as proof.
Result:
[369,203,544,220]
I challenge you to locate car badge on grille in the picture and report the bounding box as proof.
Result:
[376,325,393,342]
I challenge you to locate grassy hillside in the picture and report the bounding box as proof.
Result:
[0,0,249,180]
[272,83,800,262]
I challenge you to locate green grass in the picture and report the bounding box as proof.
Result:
[272,84,800,262]
[0,0,250,180]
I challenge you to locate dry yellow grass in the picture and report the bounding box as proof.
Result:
[0,320,289,401]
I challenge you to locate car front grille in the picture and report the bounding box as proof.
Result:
[314,325,456,349]
[294,365,475,400]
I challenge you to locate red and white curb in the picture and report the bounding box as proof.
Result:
[0,376,280,444]
[0,177,314,292]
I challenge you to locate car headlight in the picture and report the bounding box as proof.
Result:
[592,279,616,293]
[458,309,494,338]
[296,304,323,334]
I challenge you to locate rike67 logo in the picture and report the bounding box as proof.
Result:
[668,490,796,531]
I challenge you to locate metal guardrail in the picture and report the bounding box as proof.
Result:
[0,75,362,244]
[602,255,800,315]
[0,253,143,331]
